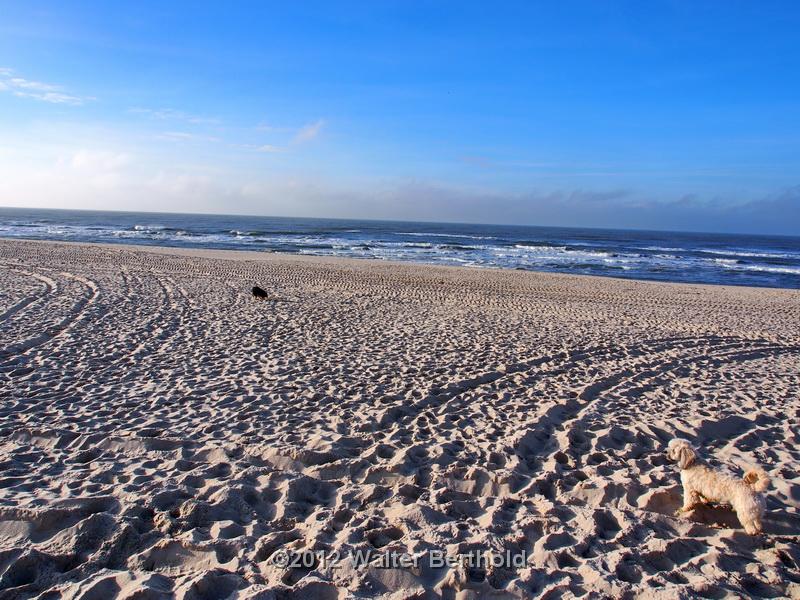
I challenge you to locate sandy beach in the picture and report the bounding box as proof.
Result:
[0,237,798,599]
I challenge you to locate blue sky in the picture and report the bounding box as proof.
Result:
[0,1,799,234]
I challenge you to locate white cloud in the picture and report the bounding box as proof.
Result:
[255,122,293,133]
[16,90,87,105]
[293,119,325,143]
[0,69,91,105]
[243,118,326,153]
[68,150,131,171]
[9,77,59,91]
[157,131,221,143]
[130,107,219,125]
[255,144,283,153]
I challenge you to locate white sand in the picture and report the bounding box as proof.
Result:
[0,238,798,599]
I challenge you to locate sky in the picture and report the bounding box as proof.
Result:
[0,1,799,235]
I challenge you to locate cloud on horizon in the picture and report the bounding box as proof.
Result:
[368,183,800,235]
[2,147,796,235]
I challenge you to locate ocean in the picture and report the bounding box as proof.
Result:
[1,207,799,289]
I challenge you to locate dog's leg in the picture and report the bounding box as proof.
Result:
[739,513,763,535]
[676,487,702,516]
[742,520,762,535]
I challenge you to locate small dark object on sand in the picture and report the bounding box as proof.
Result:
[252,286,269,300]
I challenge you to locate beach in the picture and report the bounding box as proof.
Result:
[1,237,799,598]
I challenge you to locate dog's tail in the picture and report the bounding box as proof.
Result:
[743,467,770,492]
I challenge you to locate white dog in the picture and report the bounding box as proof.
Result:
[667,438,770,534]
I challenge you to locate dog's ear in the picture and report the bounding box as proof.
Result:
[677,444,696,469]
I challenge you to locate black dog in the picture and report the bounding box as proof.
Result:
[251,286,269,300]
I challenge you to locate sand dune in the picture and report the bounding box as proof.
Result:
[0,239,799,599]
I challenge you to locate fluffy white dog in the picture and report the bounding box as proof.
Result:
[667,438,770,534]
